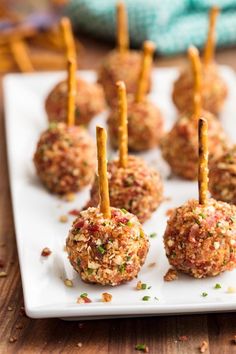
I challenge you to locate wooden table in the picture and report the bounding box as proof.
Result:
[1,35,236,354]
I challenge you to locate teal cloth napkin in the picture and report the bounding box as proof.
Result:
[65,0,236,55]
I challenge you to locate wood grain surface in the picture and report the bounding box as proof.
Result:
[1,35,236,354]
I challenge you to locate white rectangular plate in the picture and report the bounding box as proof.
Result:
[3,67,236,320]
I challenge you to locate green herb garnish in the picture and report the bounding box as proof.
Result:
[149,232,157,238]
[142,296,150,301]
[97,245,106,254]
[80,292,88,298]
[214,283,221,289]
[118,264,126,273]
[87,268,93,275]
[201,292,208,297]
[141,283,147,290]
[121,208,128,214]
[135,344,147,352]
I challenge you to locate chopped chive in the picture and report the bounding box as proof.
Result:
[127,221,133,226]
[135,344,147,351]
[199,213,206,219]
[201,292,208,297]
[121,208,128,214]
[142,296,150,301]
[80,292,88,298]
[149,232,157,238]
[118,264,126,273]
[214,283,221,289]
[87,268,93,275]
[141,283,147,290]
[97,245,106,254]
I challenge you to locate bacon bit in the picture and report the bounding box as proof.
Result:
[69,209,80,216]
[64,279,73,287]
[9,336,17,343]
[41,247,52,257]
[0,271,7,277]
[88,224,99,232]
[74,219,84,229]
[77,293,92,304]
[77,297,92,304]
[199,340,208,353]
[77,342,83,347]
[0,258,4,268]
[7,306,13,311]
[64,193,75,202]
[148,262,156,268]
[116,216,129,224]
[59,215,68,223]
[164,268,178,282]
[101,292,112,302]
[178,335,188,342]
[166,208,174,217]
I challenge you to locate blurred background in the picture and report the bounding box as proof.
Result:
[1,0,236,73]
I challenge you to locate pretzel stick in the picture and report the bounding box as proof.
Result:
[116,1,129,54]
[67,58,76,126]
[198,118,209,205]
[9,39,34,72]
[188,46,202,119]
[60,17,76,60]
[135,41,155,103]
[96,126,111,218]
[117,81,128,168]
[203,7,219,66]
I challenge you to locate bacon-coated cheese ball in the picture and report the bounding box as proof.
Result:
[173,64,227,115]
[45,78,106,126]
[86,155,163,223]
[161,111,229,180]
[108,99,163,152]
[209,146,236,204]
[164,198,236,278]
[98,50,151,107]
[66,207,149,286]
[34,122,96,194]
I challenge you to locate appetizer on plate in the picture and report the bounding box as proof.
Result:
[107,41,164,152]
[86,81,163,223]
[173,7,227,115]
[209,146,236,204]
[164,118,236,278]
[34,58,96,194]
[161,46,228,180]
[98,1,151,107]
[45,17,105,126]
[66,126,149,286]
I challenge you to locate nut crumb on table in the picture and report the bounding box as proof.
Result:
[101,292,112,302]
[199,340,208,353]
[41,247,52,257]
[164,268,178,281]
[59,215,68,223]
[64,279,73,287]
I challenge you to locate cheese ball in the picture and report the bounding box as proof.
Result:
[173,63,227,115]
[86,155,163,223]
[209,146,236,204]
[108,99,164,152]
[164,198,236,278]
[45,78,106,126]
[160,111,229,180]
[98,50,151,107]
[34,122,96,194]
[66,207,149,286]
